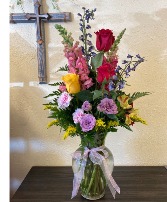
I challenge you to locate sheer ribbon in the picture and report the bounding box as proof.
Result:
[71,146,120,199]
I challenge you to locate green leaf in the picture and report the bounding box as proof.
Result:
[110,128,118,132]
[110,91,117,100]
[49,82,64,86]
[107,114,118,120]
[120,122,133,131]
[93,90,102,100]
[57,64,68,72]
[44,90,61,98]
[129,92,151,103]
[101,78,108,89]
[76,90,93,102]
[91,52,104,69]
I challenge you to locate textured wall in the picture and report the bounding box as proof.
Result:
[10,0,167,196]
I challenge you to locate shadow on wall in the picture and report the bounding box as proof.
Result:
[124,8,167,165]
[10,33,71,196]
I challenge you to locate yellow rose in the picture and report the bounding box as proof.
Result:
[62,74,80,94]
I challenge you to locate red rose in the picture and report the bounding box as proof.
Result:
[97,63,116,83]
[95,29,115,52]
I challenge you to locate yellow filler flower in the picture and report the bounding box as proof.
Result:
[63,126,76,140]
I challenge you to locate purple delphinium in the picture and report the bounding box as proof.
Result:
[81,101,92,111]
[78,7,96,62]
[80,114,96,132]
[97,98,118,114]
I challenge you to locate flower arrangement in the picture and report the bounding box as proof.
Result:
[44,7,150,200]
[44,7,149,146]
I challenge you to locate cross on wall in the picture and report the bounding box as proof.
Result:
[10,0,71,84]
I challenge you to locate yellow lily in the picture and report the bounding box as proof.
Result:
[117,94,132,109]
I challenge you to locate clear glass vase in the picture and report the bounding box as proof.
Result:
[72,133,114,200]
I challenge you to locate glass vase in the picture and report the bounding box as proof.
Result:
[72,133,114,200]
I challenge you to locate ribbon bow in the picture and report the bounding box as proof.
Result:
[71,146,120,199]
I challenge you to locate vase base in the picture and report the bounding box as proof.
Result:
[81,192,105,200]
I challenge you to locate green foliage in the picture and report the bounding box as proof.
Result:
[107,114,118,121]
[91,52,104,70]
[110,91,117,100]
[49,82,64,86]
[119,122,133,131]
[49,108,74,130]
[129,92,151,103]
[76,90,93,102]
[55,24,74,47]
[51,0,60,11]
[80,134,96,148]
[109,128,118,132]
[44,90,61,98]
[57,64,68,72]
[16,0,23,5]
[43,102,56,106]
[93,90,102,100]
[109,28,126,55]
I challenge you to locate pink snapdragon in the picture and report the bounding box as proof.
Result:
[64,41,83,74]
[76,57,93,90]
[63,41,93,90]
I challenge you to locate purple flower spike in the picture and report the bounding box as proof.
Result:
[97,98,118,114]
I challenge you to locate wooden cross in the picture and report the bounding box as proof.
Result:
[10,0,71,84]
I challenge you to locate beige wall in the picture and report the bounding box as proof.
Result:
[10,0,167,196]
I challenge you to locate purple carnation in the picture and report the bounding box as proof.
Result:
[81,101,92,111]
[97,98,118,114]
[80,114,96,132]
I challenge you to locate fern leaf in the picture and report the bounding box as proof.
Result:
[57,64,68,72]
[129,92,151,103]
[49,82,64,86]
[44,90,61,98]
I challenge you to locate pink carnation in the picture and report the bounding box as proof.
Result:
[57,92,72,109]
[73,108,85,124]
